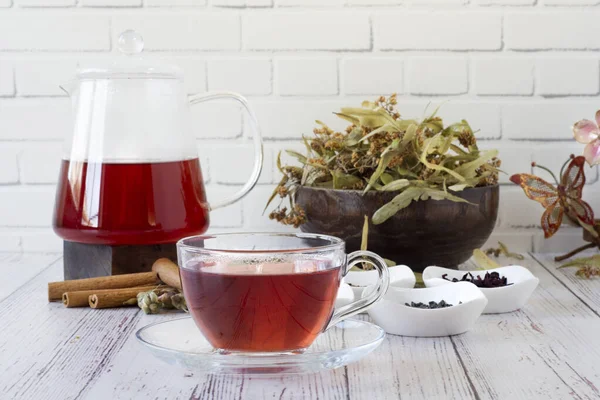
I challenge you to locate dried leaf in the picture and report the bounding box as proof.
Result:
[472,249,500,270]
[276,151,283,173]
[379,179,410,191]
[402,124,417,146]
[364,139,401,193]
[498,241,525,260]
[361,215,368,251]
[448,183,469,192]
[384,258,396,267]
[420,134,466,182]
[372,186,474,225]
[344,127,363,146]
[333,112,360,126]
[359,122,396,143]
[285,150,307,164]
[380,173,394,185]
[396,167,418,178]
[339,107,391,128]
[454,149,498,179]
[263,175,288,214]
[372,187,422,224]
[559,255,600,269]
[332,170,362,189]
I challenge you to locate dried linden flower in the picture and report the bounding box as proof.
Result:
[265,94,499,226]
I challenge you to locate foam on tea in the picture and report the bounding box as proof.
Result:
[180,260,342,352]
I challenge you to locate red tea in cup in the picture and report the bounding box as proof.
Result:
[181,262,342,352]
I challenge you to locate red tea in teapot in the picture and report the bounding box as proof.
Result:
[53,158,209,245]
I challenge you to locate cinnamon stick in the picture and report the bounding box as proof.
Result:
[62,285,162,308]
[152,258,182,290]
[48,272,159,302]
[88,286,165,309]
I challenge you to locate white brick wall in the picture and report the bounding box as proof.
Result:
[0,3,599,254]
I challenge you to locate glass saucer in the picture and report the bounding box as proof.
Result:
[136,317,385,376]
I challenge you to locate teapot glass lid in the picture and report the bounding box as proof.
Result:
[76,30,183,80]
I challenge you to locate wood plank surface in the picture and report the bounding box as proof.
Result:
[0,260,143,400]
[0,253,61,301]
[453,254,600,400]
[1,253,600,399]
[533,253,600,314]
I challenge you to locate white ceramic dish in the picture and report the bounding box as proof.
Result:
[335,283,355,308]
[422,265,539,314]
[345,264,416,299]
[364,282,487,337]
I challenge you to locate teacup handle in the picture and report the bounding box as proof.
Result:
[189,91,263,211]
[325,250,390,331]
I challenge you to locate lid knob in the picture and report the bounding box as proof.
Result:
[117,30,144,55]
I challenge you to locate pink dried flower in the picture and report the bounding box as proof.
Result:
[573,110,600,166]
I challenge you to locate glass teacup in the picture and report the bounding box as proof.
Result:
[177,233,390,353]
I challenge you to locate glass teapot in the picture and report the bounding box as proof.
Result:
[53,30,263,246]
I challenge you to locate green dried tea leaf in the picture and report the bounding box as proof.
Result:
[421,122,444,134]
[419,187,473,204]
[361,215,369,251]
[332,170,362,189]
[497,241,525,260]
[359,123,396,143]
[285,149,307,164]
[372,186,423,224]
[263,175,288,214]
[396,167,418,178]
[339,107,391,128]
[276,151,283,173]
[559,255,600,269]
[384,258,396,267]
[450,144,468,156]
[333,112,360,126]
[380,173,394,185]
[344,127,364,147]
[364,139,401,193]
[414,272,425,288]
[472,248,499,270]
[380,179,410,192]
[454,149,498,179]
[402,124,417,146]
[420,135,466,182]
[448,183,469,192]
[372,186,473,225]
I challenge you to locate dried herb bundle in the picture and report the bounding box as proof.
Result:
[137,287,188,314]
[442,272,512,288]
[266,94,500,226]
[559,255,600,279]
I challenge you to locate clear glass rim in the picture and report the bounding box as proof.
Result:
[176,232,345,256]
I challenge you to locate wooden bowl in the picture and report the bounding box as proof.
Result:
[295,185,499,271]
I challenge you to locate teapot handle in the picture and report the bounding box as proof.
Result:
[189,91,263,211]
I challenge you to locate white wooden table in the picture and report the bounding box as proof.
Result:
[2,252,600,399]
